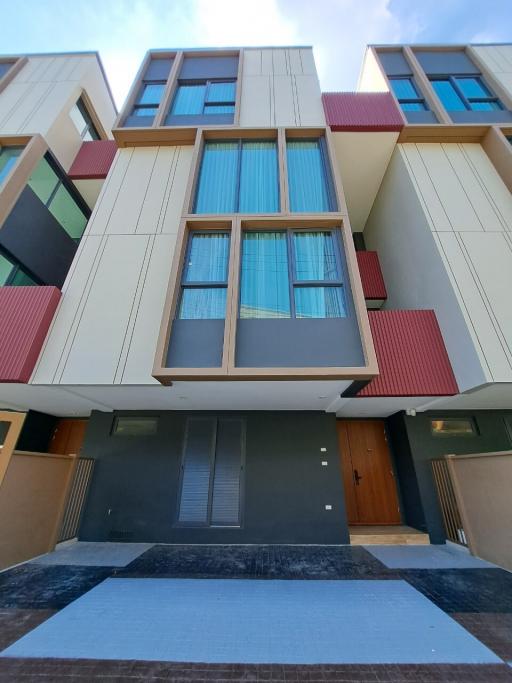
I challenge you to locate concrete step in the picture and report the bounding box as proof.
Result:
[349,525,430,545]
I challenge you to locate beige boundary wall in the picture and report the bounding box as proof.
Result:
[0,449,76,570]
[447,451,512,571]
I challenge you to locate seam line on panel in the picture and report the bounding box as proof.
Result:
[442,143,485,233]
[159,147,179,234]
[135,148,160,234]
[103,147,134,236]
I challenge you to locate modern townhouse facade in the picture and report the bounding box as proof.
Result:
[0,44,511,558]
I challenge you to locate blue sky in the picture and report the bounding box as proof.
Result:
[2,0,511,108]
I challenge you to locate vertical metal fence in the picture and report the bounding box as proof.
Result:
[58,458,94,542]
[431,458,467,546]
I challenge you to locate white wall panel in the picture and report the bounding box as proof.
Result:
[471,45,512,100]
[240,47,323,127]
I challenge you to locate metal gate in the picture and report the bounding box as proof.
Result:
[431,458,467,546]
[58,457,94,542]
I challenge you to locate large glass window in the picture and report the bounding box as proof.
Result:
[0,251,37,286]
[389,77,427,112]
[240,230,346,319]
[28,157,88,240]
[194,140,279,214]
[286,139,337,212]
[170,80,236,117]
[431,76,503,112]
[178,232,230,319]
[431,418,477,437]
[0,146,23,186]
[69,97,100,140]
[131,81,166,119]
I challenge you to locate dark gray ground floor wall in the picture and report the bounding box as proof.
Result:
[79,411,349,545]
[387,410,512,544]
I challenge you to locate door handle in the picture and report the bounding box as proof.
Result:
[353,469,363,486]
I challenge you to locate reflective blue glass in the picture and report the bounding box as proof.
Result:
[138,83,165,105]
[179,288,226,319]
[455,77,489,99]
[239,141,279,213]
[133,107,158,116]
[292,232,338,281]
[286,140,336,212]
[389,78,418,99]
[194,142,239,213]
[294,286,346,318]
[0,147,23,186]
[171,84,206,115]
[431,80,466,111]
[240,232,291,318]
[184,233,230,283]
[470,101,502,111]
[204,105,235,114]
[401,102,426,111]
[206,81,236,103]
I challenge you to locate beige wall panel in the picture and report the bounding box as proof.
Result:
[79,59,117,137]
[0,82,32,129]
[136,146,178,234]
[261,49,274,76]
[119,233,178,384]
[460,232,512,364]
[87,149,133,236]
[0,452,74,570]
[294,74,325,126]
[273,75,297,126]
[24,82,79,138]
[20,57,55,83]
[364,149,488,391]
[0,82,52,134]
[400,143,452,230]
[239,75,272,126]
[435,231,512,382]
[242,49,262,76]
[32,235,105,384]
[472,45,512,98]
[72,178,103,210]
[357,49,389,92]
[288,49,303,75]
[272,49,289,75]
[105,147,158,235]
[45,100,87,171]
[442,144,506,232]
[299,48,317,75]
[10,57,43,83]
[59,234,150,384]
[160,145,194,233]
[463,144,512,229]
[449,453,512,571]
[415,143,483,232]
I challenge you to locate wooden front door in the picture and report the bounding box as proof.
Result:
[49,419,87,456]
[338,420,401,525]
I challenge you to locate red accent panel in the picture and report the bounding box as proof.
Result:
[359,310,458,397]
[0,286,61,383]
[356,251,387,300]
[322,92,404,132]
[68,140,117,180]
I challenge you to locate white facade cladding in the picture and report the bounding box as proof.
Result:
[364,141,512,395]
[32,145,193,385]
[239,48,325,127]
[0,54,116,170]
[470,45,512,100]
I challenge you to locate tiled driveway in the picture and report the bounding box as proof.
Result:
[0,543,511,681]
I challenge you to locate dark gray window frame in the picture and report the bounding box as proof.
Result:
[175,416,246,528]
[285,136,338,213]
[430,416,478,437]
[0,247,40,286]
[131,80,167,118]
[239,227,346,320]
[388,76,428,111]
[430,75,503,111]
[177,229,231,320]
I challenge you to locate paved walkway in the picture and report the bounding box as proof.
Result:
[0,543,511,681]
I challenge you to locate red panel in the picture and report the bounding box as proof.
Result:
[68,140,117,180]
[356,251,387,300]
[359,310,458,397]
[322,92,404,132]
[0,286,61,383]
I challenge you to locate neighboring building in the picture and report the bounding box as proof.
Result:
[0,45,511,547]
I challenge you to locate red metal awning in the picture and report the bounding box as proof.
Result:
[322,92,404,132]
[68,140,117,180]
